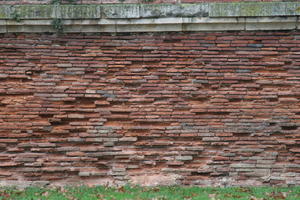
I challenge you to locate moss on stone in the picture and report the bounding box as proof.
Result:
[0,2,300,20]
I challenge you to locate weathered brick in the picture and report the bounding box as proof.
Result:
[175,156,193,161]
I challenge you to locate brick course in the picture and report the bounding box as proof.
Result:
[0,31,300,186]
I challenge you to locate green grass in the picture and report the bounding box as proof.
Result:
[0,185,299,200]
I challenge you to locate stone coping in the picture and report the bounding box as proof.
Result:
[0,2,300,32]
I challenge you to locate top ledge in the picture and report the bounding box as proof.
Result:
[1,2,300,32]
[210,2,300,17]
[0,2,300,20]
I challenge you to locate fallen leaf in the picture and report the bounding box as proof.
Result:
[250,196,264,200]
[208,193,216,200]
[117,186,125,193]
[267,191,287,200]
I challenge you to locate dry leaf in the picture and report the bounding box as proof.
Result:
[208,193,217,200]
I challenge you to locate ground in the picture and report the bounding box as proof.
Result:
[0,185,299,200]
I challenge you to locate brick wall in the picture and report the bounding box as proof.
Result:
[0,31,300,186]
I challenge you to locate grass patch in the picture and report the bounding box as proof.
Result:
[0,185,299,200]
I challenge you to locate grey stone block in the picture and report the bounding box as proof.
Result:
[79,172,90,177]
[60,5,101,19]
[231,163,255,168]
[102,5,140,19]
[175,156,193,161]
[140,4,209,18]
[210,2,300,17]
[14,5,54,19]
